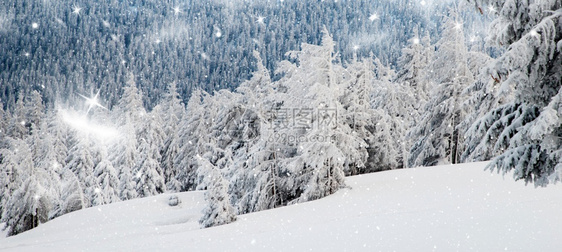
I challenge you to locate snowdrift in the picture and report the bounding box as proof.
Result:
[1,162,561,251]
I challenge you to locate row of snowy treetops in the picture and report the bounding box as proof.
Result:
[2,1,562,236]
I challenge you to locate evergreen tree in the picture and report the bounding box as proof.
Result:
[463,0,562,186]
[92,147,120,206]
[371,58,413,170]
[64,134,96,207]
[395,27,433,105]
[1,176,51,236]
[159,82,185,192]
[134,114,165,197]
[409,10,474,167]
[111,124,139,201]
[199,159,237,228]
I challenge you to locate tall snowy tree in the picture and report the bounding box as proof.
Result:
[463,0,562,186]
[158,82,185,192]
[371,58,414,169]
[64,133,96,207]
[173,89,211,192]
[1,176,52,236]
[133,113,166,197]
[274,28,347,203]
[199,158,237,228]
[111,123,139,201]
[92,147,120,206]
[395,27,433,105]
[409,10,474,167]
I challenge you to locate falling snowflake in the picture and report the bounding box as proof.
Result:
[102,20,110,28]
[31,22,39,29]
[413,38,420,44]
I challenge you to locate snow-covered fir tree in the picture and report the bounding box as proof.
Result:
[111,123,139,201]
[92,147,120,206]
[274,28,348,203]
[174,89,212,192]
[395,27,433,105]
[409,10,474,167]
[158,82,185,192]
[64,133,96,207]
[133,113,166,197]
[371,58,414,169]
[463,0,562,186]
[199,158,237,228]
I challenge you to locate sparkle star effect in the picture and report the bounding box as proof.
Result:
[78,89,107,114]
[454,22,462,30]
[369,13,379,21]
[257,15,266,24]
[172,6,182,15]
[72,5,83,15]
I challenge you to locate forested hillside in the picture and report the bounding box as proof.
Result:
[0,0,485,110]
[2,0,560,239]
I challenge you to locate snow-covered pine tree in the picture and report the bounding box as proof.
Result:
[463,0,562,186]
[133,113,165,197]
[1,136,57,236]
[26,90,44,128]
[64,133,96,207]
[174,89,210,192]
[275,27,347,203]
[115,72,146,128]
[395,27,433,105]
[198,158,237,228]
[225,51,282,213]
[111,123,139,201]
[92,147,120,206]
[0,139,25,220]
[158,82,185,192]
[338,56,374,175]
[371,58,413,170]
[1,176,52,236]
[7,94,28,139]
[0,105,8,146]
[51,169,85,218]
[409,9,474,167]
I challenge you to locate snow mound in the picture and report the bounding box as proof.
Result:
[1,162,561,251]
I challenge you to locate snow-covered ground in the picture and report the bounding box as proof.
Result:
[1,162,561,251]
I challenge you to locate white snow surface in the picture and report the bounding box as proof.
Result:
[1,161,561,251]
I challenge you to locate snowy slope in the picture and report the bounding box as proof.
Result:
[1,162,561,251]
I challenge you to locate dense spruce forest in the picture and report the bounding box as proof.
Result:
[1,0,561,237]
[0,0,487,110]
